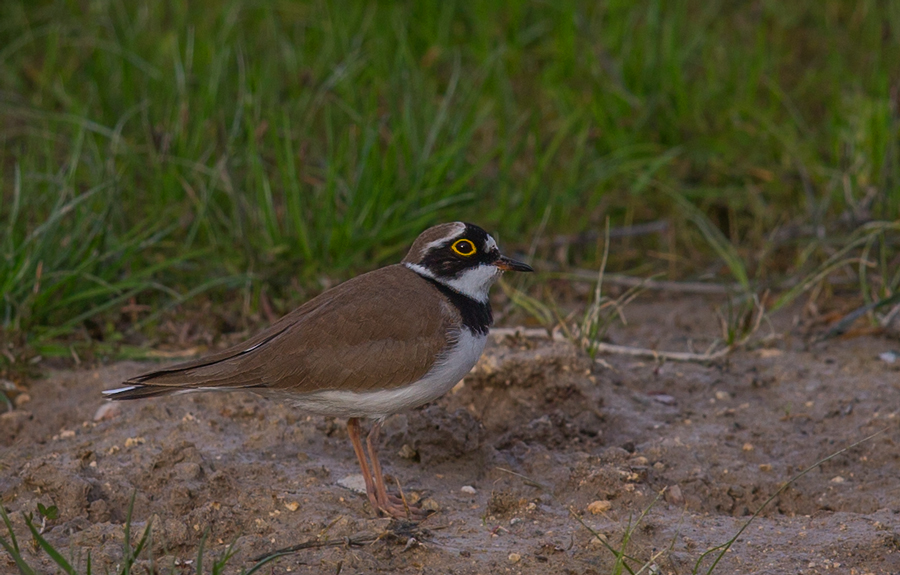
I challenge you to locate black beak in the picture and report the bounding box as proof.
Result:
[494,255,534,272]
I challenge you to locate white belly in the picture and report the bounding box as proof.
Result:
[287,330,487,419]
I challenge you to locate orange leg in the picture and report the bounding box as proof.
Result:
[366,421,393,505]
[365,420,429,519]
[346,418,379,510]
[347,418,429,519]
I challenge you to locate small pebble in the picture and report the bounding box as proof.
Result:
[14,393,31,407]
[665,485,684,506]
[715,391,731,401]
[830,476,845,483]
[337,474,367,495]
[756,348,783,358]
[742,443,754,451]
[508,552,521,563]
[284,501,300,512]
[421,498,441,512]
[124,436,145,448]
[93,402,121,421]
[879,351,898,364]
[398,444,418,459]
[651,394,676,405]
[587,500,611,514]
[759,463,772,472]
[460,485,477,495]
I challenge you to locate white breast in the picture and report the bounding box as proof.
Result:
[286,329,487,419]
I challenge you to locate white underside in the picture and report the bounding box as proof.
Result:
[285,329,487,419]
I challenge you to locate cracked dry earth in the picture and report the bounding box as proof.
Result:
[2,296,900,574]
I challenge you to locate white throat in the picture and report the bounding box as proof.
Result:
[405,262,499,303]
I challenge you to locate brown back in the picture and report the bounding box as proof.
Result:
[128,265,457,393]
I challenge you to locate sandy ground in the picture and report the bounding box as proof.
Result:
[2,296,900,574]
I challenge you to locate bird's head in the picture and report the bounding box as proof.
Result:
[403,222,533,302]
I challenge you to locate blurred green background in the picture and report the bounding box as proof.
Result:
[1,0,898,351]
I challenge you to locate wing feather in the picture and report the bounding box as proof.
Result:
[108,266,456,400]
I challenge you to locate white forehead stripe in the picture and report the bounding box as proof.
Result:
[423,222,466,252]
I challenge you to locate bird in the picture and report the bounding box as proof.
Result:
[103,222,533,518]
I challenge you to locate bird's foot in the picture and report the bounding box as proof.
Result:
[375,493,431,520]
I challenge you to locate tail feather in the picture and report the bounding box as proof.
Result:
[102,327,286,400]
[102,384,187,400]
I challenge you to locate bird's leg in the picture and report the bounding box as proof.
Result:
[365,420,428,519]
[365,421,396,506]
[346,418,379,511]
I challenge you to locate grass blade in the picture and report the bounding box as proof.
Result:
[0,505,36,575]
[23,513,76,575]
[693,429,887,574]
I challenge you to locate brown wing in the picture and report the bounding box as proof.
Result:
[114,266,456,396]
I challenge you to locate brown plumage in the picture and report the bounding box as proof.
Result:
[104,222,533,519]
[113,265,456,398]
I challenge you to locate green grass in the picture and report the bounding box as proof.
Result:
[1,0,899,348]
[0,494,282,574]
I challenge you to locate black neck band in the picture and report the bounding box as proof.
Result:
[420,276,492,336]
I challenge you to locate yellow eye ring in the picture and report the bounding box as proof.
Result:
[451,238,477,256]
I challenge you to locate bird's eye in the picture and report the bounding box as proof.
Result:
[451,239,477,256]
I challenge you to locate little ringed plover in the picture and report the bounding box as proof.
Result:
[103,222,533,518]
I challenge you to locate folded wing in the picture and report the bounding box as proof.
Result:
[104,266,455,400]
